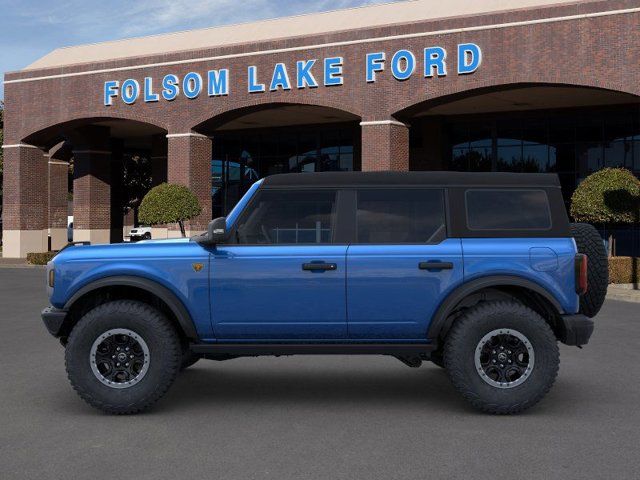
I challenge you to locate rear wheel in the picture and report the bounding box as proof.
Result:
[444,300,559,414]
[570,223,608,318]
[65,300,181,414]
[429,350,445,368]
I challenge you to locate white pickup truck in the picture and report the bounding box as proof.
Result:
[128,226,152,242]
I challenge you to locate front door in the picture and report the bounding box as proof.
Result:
[346,188,464,340]
[211,188,347,340]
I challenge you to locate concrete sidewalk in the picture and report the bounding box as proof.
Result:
[607,284,640,303]
[0,258,42,268]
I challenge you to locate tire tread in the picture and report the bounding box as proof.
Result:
[65,300,181,415]
[444,300,559,415]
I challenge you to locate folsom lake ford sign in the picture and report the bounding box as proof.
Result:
[104,43,482,106]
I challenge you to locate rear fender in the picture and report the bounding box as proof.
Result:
[427,275,564,341]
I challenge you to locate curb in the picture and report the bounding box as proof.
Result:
[0,264,44,269]
[606,285,640,303]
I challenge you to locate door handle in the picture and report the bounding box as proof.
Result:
[302,262,337,271]
[419,261,454,270]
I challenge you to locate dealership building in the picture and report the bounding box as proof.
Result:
[2,0,640,257]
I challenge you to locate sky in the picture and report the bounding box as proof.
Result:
[0,0,403,100]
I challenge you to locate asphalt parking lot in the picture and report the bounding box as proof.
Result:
[1,268,639,480]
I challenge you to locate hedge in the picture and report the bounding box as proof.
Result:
[27,251,57,265]
[608,256,640,284]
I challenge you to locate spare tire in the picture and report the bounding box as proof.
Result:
[570,223,608,318]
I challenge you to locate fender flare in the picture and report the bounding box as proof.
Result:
[427,275,564,341]
[64,275,198,340]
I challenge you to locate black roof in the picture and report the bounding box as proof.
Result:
[261,171,561,187]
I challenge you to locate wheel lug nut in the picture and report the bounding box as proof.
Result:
[508,360,512,363]
[112,355,116,359]
[117,347,120,351]
[130,355,134,359]
[500,364,504,368]
[125,363,129,367]
[116,363,120,367]
[492,359,496,363]
[492,350,496,354]
[500,346,504,350]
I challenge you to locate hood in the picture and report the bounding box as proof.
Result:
[53,237,194,262]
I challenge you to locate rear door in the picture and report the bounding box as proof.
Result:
[346,188,464,340]
[211,188,348,340]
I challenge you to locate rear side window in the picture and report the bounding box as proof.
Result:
[465,189,551,230]
[356,189,446,243]
[235,189,337,244]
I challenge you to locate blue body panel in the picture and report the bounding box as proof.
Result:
[210,245,348,340]
[49,239,214,338]
[461,238,579,315]
[346,240,464,340]
[47,181,580,343]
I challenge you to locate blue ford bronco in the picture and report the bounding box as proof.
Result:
[42,172,607,414]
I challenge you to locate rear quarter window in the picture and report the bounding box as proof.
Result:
[465,189,552,231]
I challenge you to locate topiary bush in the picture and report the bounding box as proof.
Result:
[138,183,202,237]
[570,168,640,256]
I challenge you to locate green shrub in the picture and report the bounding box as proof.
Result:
[138,183,202,237]
[608,257,640,284]
[571,168,640,224]
[571,168,640,256]
[27,251,57,265]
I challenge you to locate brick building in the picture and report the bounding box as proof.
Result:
[2,0,640,257]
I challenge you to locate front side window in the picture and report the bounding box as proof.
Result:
[356,189,446,243]
[466,189,552,230]
[235,189,337,244]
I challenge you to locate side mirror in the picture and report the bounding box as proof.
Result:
[207,217,227,245]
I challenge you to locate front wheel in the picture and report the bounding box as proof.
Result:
[444,301,559,414]
[65,300,182,414]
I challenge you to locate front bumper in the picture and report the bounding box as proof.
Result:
[41,306,68,337]
[557,314,594,346]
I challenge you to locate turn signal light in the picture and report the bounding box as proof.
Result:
[48,269,55,288]
[575,254,588,295]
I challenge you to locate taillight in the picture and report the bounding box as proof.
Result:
[575,254,588,295]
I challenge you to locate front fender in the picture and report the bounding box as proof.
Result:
[62,274,199,340]
[51,252,211,339]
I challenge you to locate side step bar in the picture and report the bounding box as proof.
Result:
[190,343,435,357]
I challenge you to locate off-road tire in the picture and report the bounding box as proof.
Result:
[570,223,608,318]
[444,300,559,414]
[65,300,181,414]
[429,350,445,368]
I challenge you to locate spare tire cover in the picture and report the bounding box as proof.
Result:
[570,223,608,318]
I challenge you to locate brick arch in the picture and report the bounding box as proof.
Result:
[21,114,168,150]
[391,82,640,120]
[189,99,362,134]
